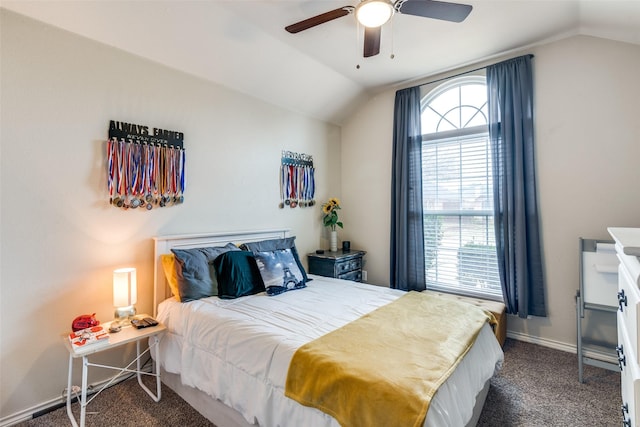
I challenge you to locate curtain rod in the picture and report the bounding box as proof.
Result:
[403,54,534,91]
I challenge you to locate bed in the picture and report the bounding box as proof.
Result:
[152,229,504,427]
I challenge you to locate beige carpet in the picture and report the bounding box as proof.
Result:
[478,339,620,426]
[17,339,620,426]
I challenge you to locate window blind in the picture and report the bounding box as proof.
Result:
[423,133,501,299]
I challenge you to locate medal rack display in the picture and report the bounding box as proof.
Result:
[280,150,315,209]
[107,138,186,210]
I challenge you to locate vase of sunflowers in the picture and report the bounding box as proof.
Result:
[322,197,343,252]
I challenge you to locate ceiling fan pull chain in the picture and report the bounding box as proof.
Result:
[356,19,361,69]
[390,14,395,59]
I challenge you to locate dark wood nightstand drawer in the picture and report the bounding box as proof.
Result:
[336,257,362,273]
[338,270,362,282]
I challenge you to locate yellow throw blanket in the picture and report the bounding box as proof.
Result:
[285,291,496,427]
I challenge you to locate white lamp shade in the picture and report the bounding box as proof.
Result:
[356,0,394,28]
[113,267,137,307]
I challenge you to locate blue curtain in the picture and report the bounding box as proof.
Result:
[390,86,425,291]
[487,55,546,318]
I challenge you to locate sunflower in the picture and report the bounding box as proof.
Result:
[321,198,343,231]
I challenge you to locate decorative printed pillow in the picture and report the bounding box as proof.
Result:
[253,248,307,296]
[240,236,311,284]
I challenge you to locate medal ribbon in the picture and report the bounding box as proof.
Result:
[153,144,160,198]
[171,147,179,196]
[296,166,304,205]
[130,142,140,196]
[310,167,315,201]
[118,140,126,198]
[179,148,186,195]
[107,138,116,199]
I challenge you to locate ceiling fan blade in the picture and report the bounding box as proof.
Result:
[363,26,381,58]
[398,0,472,23]
[285,7,353,33]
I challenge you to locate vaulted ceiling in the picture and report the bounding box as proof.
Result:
[3,1,639,125]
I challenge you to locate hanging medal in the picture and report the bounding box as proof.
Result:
[137,143,146,208]
[284,164,291,206]
[167,146,174,204]
[180,147,186,203]
[309,165,315,206]
[298,165,304,207]
[289,165,297,208]
[298,166,304,207]
[107,138,114,204]
[309,166,315,206]
[306,165,312,206]
[158,145,166,207]
[163,145,169,207]
[153,144,160,205]
[143,143,153,209]
[172,146,180,203]
[107,138,118,206]
[301,165,309,207]
[129,142,140,209]
[175,147,185,204]
[117,139,127,208]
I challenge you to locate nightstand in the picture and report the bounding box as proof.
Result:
[62,316,166,427]
[308,250,366,282]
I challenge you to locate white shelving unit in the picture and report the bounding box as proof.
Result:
[576,237,619,383]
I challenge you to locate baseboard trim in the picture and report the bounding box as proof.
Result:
[507,331,577,353]
[507,330,616,359]
[0,396,63,427]
[0,365,151,427]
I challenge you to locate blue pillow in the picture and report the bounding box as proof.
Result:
[213,251,265,299]
[240,237,311,285]
[253,248,307,296]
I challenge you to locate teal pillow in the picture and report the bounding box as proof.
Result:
[171,243,239,302]
[213,251,265,299]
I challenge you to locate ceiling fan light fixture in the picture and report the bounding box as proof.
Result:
[356,0,394,28]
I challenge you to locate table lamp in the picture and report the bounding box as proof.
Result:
[113,267,137,326]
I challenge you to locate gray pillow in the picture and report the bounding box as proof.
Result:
[171,243,239,302]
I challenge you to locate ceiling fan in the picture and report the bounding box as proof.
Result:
[285,0,473,58]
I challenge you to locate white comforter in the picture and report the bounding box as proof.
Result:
[155,275,503,427]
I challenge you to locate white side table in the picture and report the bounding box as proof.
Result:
[62,316,166,427]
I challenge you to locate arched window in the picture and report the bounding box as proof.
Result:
[421,76,502,300]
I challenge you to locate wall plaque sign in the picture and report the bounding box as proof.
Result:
[108,120,184,148]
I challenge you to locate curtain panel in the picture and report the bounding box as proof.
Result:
[487,54,546,318]
[390,86,426,291]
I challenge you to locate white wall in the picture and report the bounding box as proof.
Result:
[0,10,341,419]
[341,35,640,346]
